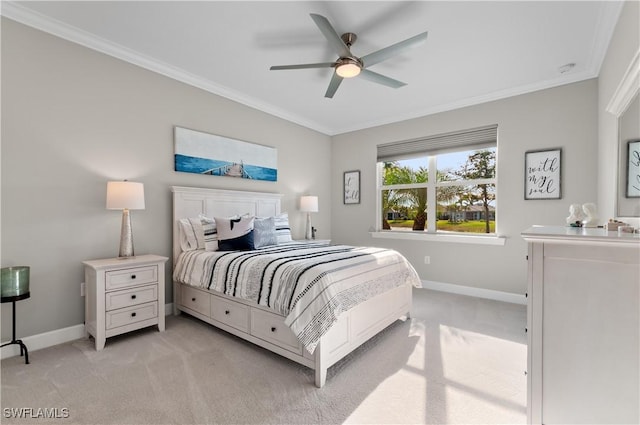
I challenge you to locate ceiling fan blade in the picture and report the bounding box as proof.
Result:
[324,72,344,98]
[359,69,406,89]
[270,62,335,71]
[310,13,351,58]
[361,31,428,68]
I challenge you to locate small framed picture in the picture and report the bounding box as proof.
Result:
[626,140,640,198]
[525,148,562,200]
[343,170,360,204]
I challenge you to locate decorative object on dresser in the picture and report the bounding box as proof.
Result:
[174,126,277,182]
[171,186,419,387]
[106,180,145,258]
[524,148,562,200]
[522,226,639,424]
[1,266,31,364]
[565,203,585,226]
[83,255,168,350]
[343,170,360,204]
[581,202,598,227]
[300,195,318,239]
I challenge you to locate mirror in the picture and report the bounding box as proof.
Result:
[610,52,640,219]
[617,93,640,217]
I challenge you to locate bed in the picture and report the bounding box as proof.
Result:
[171,186,421,387]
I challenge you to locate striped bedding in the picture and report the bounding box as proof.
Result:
[173,241,421,353]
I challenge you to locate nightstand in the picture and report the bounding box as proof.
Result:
[83,255,168,350]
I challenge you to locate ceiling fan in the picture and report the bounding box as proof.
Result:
[270,13,428,98]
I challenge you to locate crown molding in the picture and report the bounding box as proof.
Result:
[1,1,625,137]
[606,49,640,117]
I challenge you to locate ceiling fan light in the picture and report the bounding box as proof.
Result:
[336,62,361,78]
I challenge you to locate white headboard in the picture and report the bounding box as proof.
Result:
[171,186,282,263]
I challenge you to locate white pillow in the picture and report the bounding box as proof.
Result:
[178,218,204,251]
[274,213,292,244]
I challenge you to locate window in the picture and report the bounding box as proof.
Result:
[377,125,497,235]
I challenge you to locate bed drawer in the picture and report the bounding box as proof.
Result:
[181,285,210,317]
[211,296,250,333]
[251,309,302,355]
[106,265,157,290]
[105,301,157,330]
[105,284,157,311]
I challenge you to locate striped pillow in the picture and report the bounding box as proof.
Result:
[177,215,218,252]
[274,213,292,244]
[199,214,218,251]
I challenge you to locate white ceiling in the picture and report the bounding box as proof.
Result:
[2,1,624,136]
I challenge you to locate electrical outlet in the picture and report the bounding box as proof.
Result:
[80,282,86,297]
[424,256,431,265]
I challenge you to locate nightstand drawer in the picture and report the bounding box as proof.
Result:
[105,284,157,311]
[251,309,302,354]
[211,296,249,333]
[106,265,157,290]
[105,301,157,330]
[181,285,210,316]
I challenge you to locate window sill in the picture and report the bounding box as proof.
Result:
[370,231,506,246]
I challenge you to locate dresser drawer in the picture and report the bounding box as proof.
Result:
[106,265,157,290]
[105,301,157,330]
[181,285,210,317]
[211,296,250,333]
[105,284,157,311]
[251,309,302,354]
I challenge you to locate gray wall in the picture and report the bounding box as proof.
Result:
[1,19,331,340]
[331,79,598,295]
[598,0,640,224]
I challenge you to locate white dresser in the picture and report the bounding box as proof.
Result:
[522,226,639,424]
[83,255,168,350]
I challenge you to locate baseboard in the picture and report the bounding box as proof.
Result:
[1,303,176,360]
[0,324,86,360]
[421,280,526,305]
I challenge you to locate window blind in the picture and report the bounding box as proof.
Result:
[377,124,498,162]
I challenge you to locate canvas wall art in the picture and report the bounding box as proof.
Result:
[174,126,277,182]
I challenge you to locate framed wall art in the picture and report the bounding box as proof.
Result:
[343,170,360,204]
[174,126,277,182]
[525,148,562,200]
[626,139,640,198]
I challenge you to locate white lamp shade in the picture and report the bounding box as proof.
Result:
[106,181,145,210]
[300,196,319,213]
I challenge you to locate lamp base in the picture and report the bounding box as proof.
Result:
[119,209,135,257]
[305,212,313,240]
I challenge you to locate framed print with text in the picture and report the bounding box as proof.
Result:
[525,148,562,200]
[343,170,360,204]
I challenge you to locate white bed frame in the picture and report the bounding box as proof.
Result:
[171,186,412,387]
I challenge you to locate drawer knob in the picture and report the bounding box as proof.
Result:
[131,295,137,300]
[225,310,230,315]
[131,275,137,279]
[271,327,276,332]
[191,297,196,302]
[131,312,137,317]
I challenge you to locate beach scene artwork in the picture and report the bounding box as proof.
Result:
[174,126,277,182]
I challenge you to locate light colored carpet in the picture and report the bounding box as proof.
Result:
[1,289,527,424]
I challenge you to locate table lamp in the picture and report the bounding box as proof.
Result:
[106,181,145,258]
